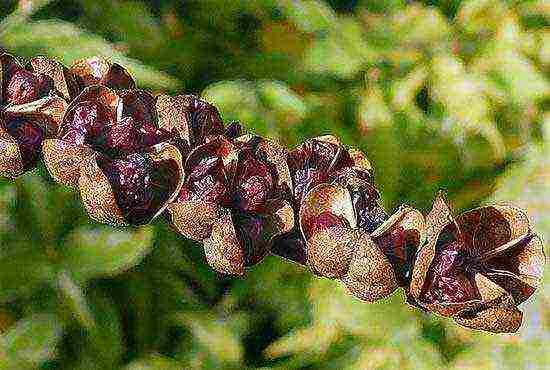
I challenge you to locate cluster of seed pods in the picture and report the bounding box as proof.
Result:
[0,53,545,334]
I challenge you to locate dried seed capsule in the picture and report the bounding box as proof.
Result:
[0,54,68,178]
[408,192,545,333]
[167,135,295,274]
[156,95,225,148]
[43,86,187,226]
[79,144,183,226]
[299,183,424,302]
[70,56,135,92]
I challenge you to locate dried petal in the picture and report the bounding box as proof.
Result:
[1,54,21,104]
[27,56,77,100]
[42,138,94,187]
[454,305,523,333]
[299,183,356,240]
[97,145,182,225]
[70,57,135,91]
[0,124,24,178]
[78,153,126,226]
[371,206,425,286]
[2,115,45,171]
[166,200,221,241]
[288,135,343,203]
[341,231,399,302]
[409,191,454,299]
[306,226,354,278]
[5,95,67,136]
[156,95,224,147]
[203,208,245,276]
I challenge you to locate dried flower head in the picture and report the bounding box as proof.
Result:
[69,57,135,92]
[409,192,545,333]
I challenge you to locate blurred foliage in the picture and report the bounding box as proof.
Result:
[0,0,549,369]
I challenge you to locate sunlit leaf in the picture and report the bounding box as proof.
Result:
[431,53,505,160]
[0,20,179,89]
[173,311,243,364]
[258,81,307,125]
[61,226,154,281]
[357,85,393,131]
[277,0,336,34]
[0,314,61,368]
[302,17,377,79]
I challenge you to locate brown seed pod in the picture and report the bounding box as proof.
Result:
[0,53,69,178]
[155,94,225,148]
[299,183,423,302]
[408,192,545,333]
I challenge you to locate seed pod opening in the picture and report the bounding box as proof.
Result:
[80,143,183,226]
[371,206,425,286]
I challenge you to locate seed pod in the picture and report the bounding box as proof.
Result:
[43,86,188,226]
[299,183,425,302]
[70,56,135,92]
[408,192,545,333]
[0,54,69,178]
[156,94,225,148]
[288,135,387,232]
[167,135,295,275]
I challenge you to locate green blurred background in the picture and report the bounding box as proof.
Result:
[0,0,548,368]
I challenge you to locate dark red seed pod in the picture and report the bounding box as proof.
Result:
[0,53,68,178]
[70,57,135,92]
[167,134,295,275]
[408,192,545,333]
[43,86,186,226]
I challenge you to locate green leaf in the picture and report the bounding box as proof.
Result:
[431,53,505,160]
[0,243,54,303]
[258,81,307,124]
[357,85,393,131]
[302,17,377,79]
[277,0,336,34]
[125,355,185,370]
[203,79,308,138]
[173,311,243,364]
[61,226,154,281]
[202,80,264,128]
[0,20,179,90]
[0,314,62,369]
